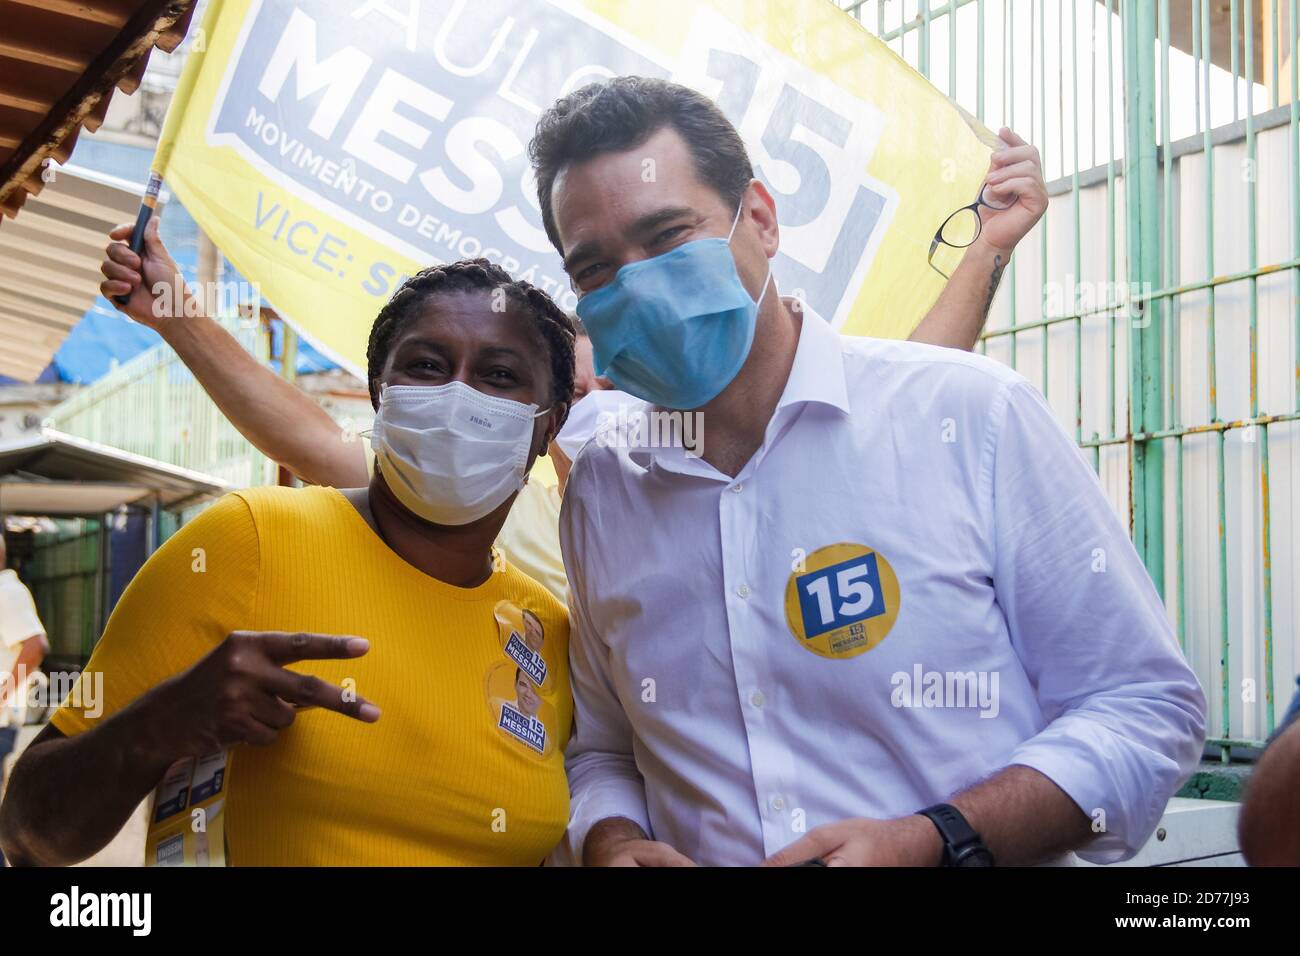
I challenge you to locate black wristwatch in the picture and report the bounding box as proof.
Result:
[917,803,994,867]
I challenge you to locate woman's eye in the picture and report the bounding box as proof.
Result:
[485,367,518,383]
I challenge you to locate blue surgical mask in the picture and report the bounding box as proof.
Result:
[574,202,773,410]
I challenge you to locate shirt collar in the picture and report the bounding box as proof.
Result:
[634,298,850,480]
[775,297,851,416]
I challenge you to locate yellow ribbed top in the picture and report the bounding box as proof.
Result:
[52,486,571,866]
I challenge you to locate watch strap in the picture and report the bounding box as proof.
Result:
[917,803,994,867]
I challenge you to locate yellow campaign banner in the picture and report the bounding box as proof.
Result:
[161,0,993,376]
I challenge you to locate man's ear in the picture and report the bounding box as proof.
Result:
[746,179,781,259]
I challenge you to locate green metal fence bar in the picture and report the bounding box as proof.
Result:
[949,0,956,97]
[1108,0,1118,445]
[1192,0,1201,134]
[1079,410,1300,447]
[1040,1,1048,393]
[976,0,984,120]
[1272,0,1280,110]
[1159,0,1186,648]
[1293,0,1299,419]
[1090,0,1097,169]
[1072,0,1083,444]
[921,0,931,78]
[1124,0,1166,600]
[1090,0,1104,470]
[1008,0,1019,371]
[1199,0,1233,761]
[1059,2,1067,177]
[1233,0,1240,123]
[1243,0,1275,734]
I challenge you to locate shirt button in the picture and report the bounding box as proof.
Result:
[770,796,786,812]
[750,691,765,708]
[737,584,751,599]
[731,483,744,493]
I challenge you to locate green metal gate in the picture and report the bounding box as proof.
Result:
[844,0,1300,757]
[24,519,105,672]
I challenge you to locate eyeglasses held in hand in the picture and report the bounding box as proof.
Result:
[927,185,1014,280]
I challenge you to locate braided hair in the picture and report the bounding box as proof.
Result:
[365,258,576,414]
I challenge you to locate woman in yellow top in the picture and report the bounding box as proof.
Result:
[0,256,576,867]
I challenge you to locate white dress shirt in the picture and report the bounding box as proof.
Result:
[558,304,1206,866]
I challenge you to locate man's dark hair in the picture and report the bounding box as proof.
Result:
[528,76,754,254]
[366,258,575,411]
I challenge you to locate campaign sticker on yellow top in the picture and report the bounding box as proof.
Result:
[784,543,901,660]
[493,600,551,692]
[485,660,558,760]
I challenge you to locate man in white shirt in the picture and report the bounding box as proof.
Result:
[530,77,1207,866]
[0,533,49,865]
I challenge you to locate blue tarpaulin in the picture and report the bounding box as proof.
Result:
[47,301,338,384]
[50,306,165,384]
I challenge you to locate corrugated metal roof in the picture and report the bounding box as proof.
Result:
[0,0,197,219]
[0,427,229,514]
[0,163,155,380]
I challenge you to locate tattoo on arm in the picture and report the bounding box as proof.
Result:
[983,254,1005,316]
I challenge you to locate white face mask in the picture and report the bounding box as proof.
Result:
[370,381,550,526]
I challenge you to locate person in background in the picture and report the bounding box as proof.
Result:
[94,109,1042,603]
[534,76,1204,867]
[1237,677,1300,865]
[0,260,576,866]
[0,532,49,867]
